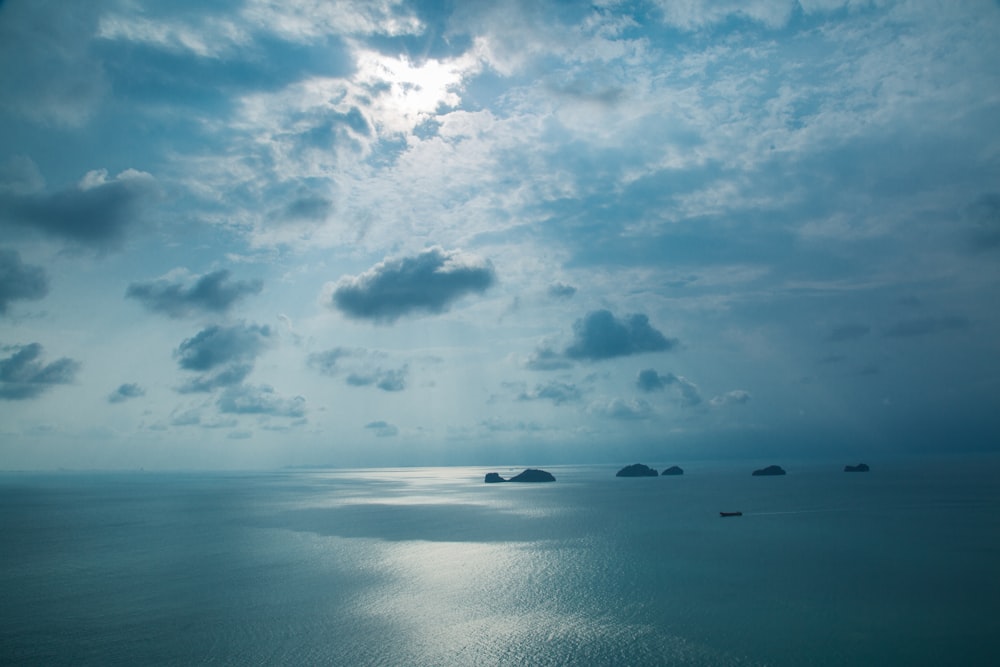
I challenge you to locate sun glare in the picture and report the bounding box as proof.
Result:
[355,50,477,134]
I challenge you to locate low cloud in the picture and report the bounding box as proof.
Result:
[0,169,158,249]
[636,369,702,406]
[330,246,496,323]
[346,366,407,392]
[283,194,333,223]
[710,390,751,407]
[565,310,677,361]
[175,323,273,371]
[589,397,653,420]
[547,282,577,299]
[0,343,80,400]
[107,382,144,403]
[177,363,253,393]
[883,316,969,338]
[126,269,262,318]
[308,347,408,392]
[365,420,399,437]
[216,384,306,418]
[174,323,273,393]
[0,248,48,314]
[518,380,582,405]
[525,345,573,371]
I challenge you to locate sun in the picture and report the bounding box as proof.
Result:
[354,49,478,134]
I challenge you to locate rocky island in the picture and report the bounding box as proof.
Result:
[752,465,786,476]
[844,463,870,472]
[661,465,684,476]
[484,469,556,483]
[616,463,659,477]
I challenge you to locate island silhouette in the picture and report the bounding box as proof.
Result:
[484,469,556,483]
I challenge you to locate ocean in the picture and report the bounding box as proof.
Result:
[2,457,998,666]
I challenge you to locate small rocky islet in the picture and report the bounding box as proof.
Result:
[483,468,556,483]
[615,463,659,477]
[752,465,787,476]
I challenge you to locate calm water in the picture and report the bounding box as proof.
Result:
[2,458,999,665]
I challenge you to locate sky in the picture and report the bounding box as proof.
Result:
[1,0,999,470]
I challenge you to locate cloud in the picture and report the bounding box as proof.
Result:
[306,348,356,376]
[0,343,80,400]
[525,345,573,371]
[308,347,407,391]
[0,169,158,249]
[589,397,653,420]
[565,310,677,360]
[177,363,253,394]
[365,420,399,437]
[635,369,702,406]
[710,390,752,407]
[518,381,582,405]
[330,246,496,323]
[0,248,48,314]
[547,282,577,299]
[107,382,145,404]
[126,269,263,318]
[346,366,408,392]
[216,384,306,418]
[174,323,273,371]
[884,316,969,338]
[827,323,870,342]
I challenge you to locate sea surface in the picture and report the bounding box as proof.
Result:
[2,457,999,666]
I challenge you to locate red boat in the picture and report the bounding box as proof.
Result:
[719,511,743,517]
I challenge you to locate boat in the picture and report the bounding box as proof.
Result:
[719,511,743,517]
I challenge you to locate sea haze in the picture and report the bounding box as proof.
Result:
[2,458,999,666]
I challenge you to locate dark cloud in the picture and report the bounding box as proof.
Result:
[308,347,407,391]
[365,420,399,437]
[346,366,408,392]
[0,343,80,400]
[216,384,305,418]
[283,194,333,222]
[547,282,577,299]
[107,382,145,404]
[0,248,48,314]
[174,323,273,371]
[518,381,582,405]
[525,345,573,371]
[565,310,676,360]
[635,369,702,406]
[331,246,496,323]
[884,316,969,338]
[177,363,253,393]
[306,347,356,376]
[827,323,870,342]
[126,270,262,318]
[0,169,158,249]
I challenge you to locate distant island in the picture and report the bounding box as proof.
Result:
[616,463,658,477]
[752,465,786,476]
[484,469,556,483]
[661,465,684,476]
[844,463,870,472]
